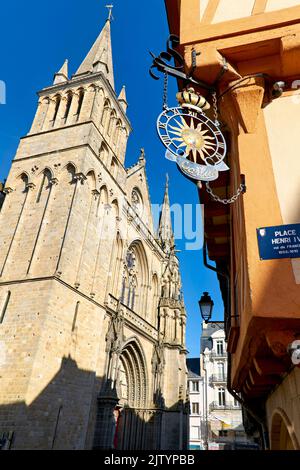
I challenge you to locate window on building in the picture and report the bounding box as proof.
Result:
[218,387,226,407]
[192,403,199,414]
[216,340,224,355]
[64,92,72,122]
[101,99,110,127]
[191,381,199,392]
[219,430,228,437]
[99,142,109,166]
[72,301,80,332]
[76,89,84,119]
[36,169,52,204]
[0,291,11,324]
[217,362,225,380]
[110,158,118,180]
[190,426,200,439]
[108,110,116,136]
[52,95,61,124]
[234,398,240,407]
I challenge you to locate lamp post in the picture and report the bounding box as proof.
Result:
[199,292,214,323]
[199,292,214,450]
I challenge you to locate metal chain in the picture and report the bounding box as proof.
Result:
[212,92,220,126]
[206,182,245,205]
[163,73,169,110]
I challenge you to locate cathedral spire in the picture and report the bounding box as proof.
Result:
[74,19,115,89]
[53,59,68,84]
[158,174,174,253]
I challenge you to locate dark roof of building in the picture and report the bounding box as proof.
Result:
[201,321,224,353]
[186,358,200,377]
[188,369,202,379]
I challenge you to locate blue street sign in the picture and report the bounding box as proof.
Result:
[257,223,300,260]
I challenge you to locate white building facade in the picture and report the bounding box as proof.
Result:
[201,322,243,448]
[187,359,204,450]
[187,322,254,450]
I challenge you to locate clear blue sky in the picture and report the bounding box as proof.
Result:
[0,0,224,357]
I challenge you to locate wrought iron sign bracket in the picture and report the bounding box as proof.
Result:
[152,35,245,202]
[149,35,216,92]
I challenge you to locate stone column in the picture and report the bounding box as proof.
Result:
[174,309,180,343]
[181,314,186,348]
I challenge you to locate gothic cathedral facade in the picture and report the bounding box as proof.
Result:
[0,19,188,450]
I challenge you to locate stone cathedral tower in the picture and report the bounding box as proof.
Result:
[0,18,188,450]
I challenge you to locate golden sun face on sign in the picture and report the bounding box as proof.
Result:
[169,117,216,163]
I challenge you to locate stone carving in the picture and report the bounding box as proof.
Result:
[74,172,87,184]
[3,187,14,195]
[50,178,59,186]
[161,247,181,301]
[26,182,36,191]
[31,165,39,174]
[92,189,100,200]
[152,339,165,407]
[105,310,125,355]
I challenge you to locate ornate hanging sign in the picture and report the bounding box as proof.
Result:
[156,87,229,182]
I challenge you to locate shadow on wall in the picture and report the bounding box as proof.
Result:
[231,192,300,450]
[0,356,188,450]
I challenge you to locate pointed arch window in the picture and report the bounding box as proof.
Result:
[120,243,148,316]
[114,119,122,146]
[121,271,129,305]
[52,95,61,125]
[152,274,159,325]
[76,89,85,119]
[108,110,117,137]
[64,92,73,123]
[131,189,143,217]
[99,142,109,166]
[36,169,52,203]
[0,291,11,324]
[101,99,110,128]
[109,232,122,297]
[110,158,118,180]
[131,276,137,311]
[72,301,80,332]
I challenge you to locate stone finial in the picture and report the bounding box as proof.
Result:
[158,174,174,253]
[53,59,69,85]
[118,85,128,112]
[139,148,146,164]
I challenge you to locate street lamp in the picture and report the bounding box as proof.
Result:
[199,292,214,323]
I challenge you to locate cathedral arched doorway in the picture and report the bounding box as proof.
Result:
[113,340,148,450]
[270,409,300,450]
